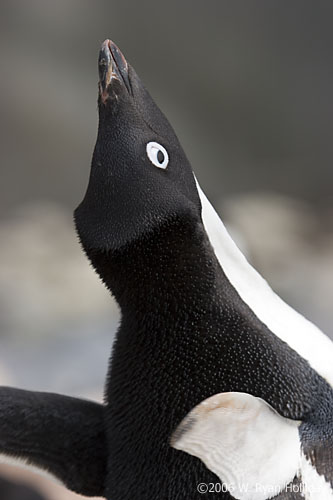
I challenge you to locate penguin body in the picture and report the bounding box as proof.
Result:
[74,39,333,499]
[86,214,333,499]
[0,39,332,500]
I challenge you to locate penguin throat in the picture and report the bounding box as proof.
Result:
[87,216,218,316]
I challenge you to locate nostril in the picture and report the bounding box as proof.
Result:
[99,58,107,68]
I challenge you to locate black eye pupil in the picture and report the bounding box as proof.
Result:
[157,150,164,164]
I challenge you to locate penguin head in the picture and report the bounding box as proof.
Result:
[75,39,201,252]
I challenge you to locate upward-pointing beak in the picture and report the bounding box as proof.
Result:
[98,39,131,103]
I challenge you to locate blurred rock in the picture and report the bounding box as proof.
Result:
[220,193,333,338]
[0,202,118,338]
[0,203,119,397]
[0,474,46,500]
[0,464,103,500]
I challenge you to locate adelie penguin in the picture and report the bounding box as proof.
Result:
[0,39,332,500]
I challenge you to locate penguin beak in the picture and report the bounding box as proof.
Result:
[98,39,131,103]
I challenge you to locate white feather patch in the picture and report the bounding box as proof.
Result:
[195,179,333,387]
[299,453,333,500]
[171,392,301,500]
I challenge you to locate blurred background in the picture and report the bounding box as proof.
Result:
[0,0,332,498]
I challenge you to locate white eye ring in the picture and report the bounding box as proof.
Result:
[146,142,169,169]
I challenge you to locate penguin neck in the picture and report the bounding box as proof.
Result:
[87,214,218,317]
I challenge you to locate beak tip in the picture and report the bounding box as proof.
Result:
[98,38,130,99]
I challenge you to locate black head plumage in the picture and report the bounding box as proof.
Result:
[75,39,200,252]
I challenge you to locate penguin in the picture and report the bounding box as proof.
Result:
[0,38,332,500]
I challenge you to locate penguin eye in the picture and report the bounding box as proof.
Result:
[146,142,169,169]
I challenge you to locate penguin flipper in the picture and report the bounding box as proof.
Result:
[0,386,107,497]
[171,392,301,500]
